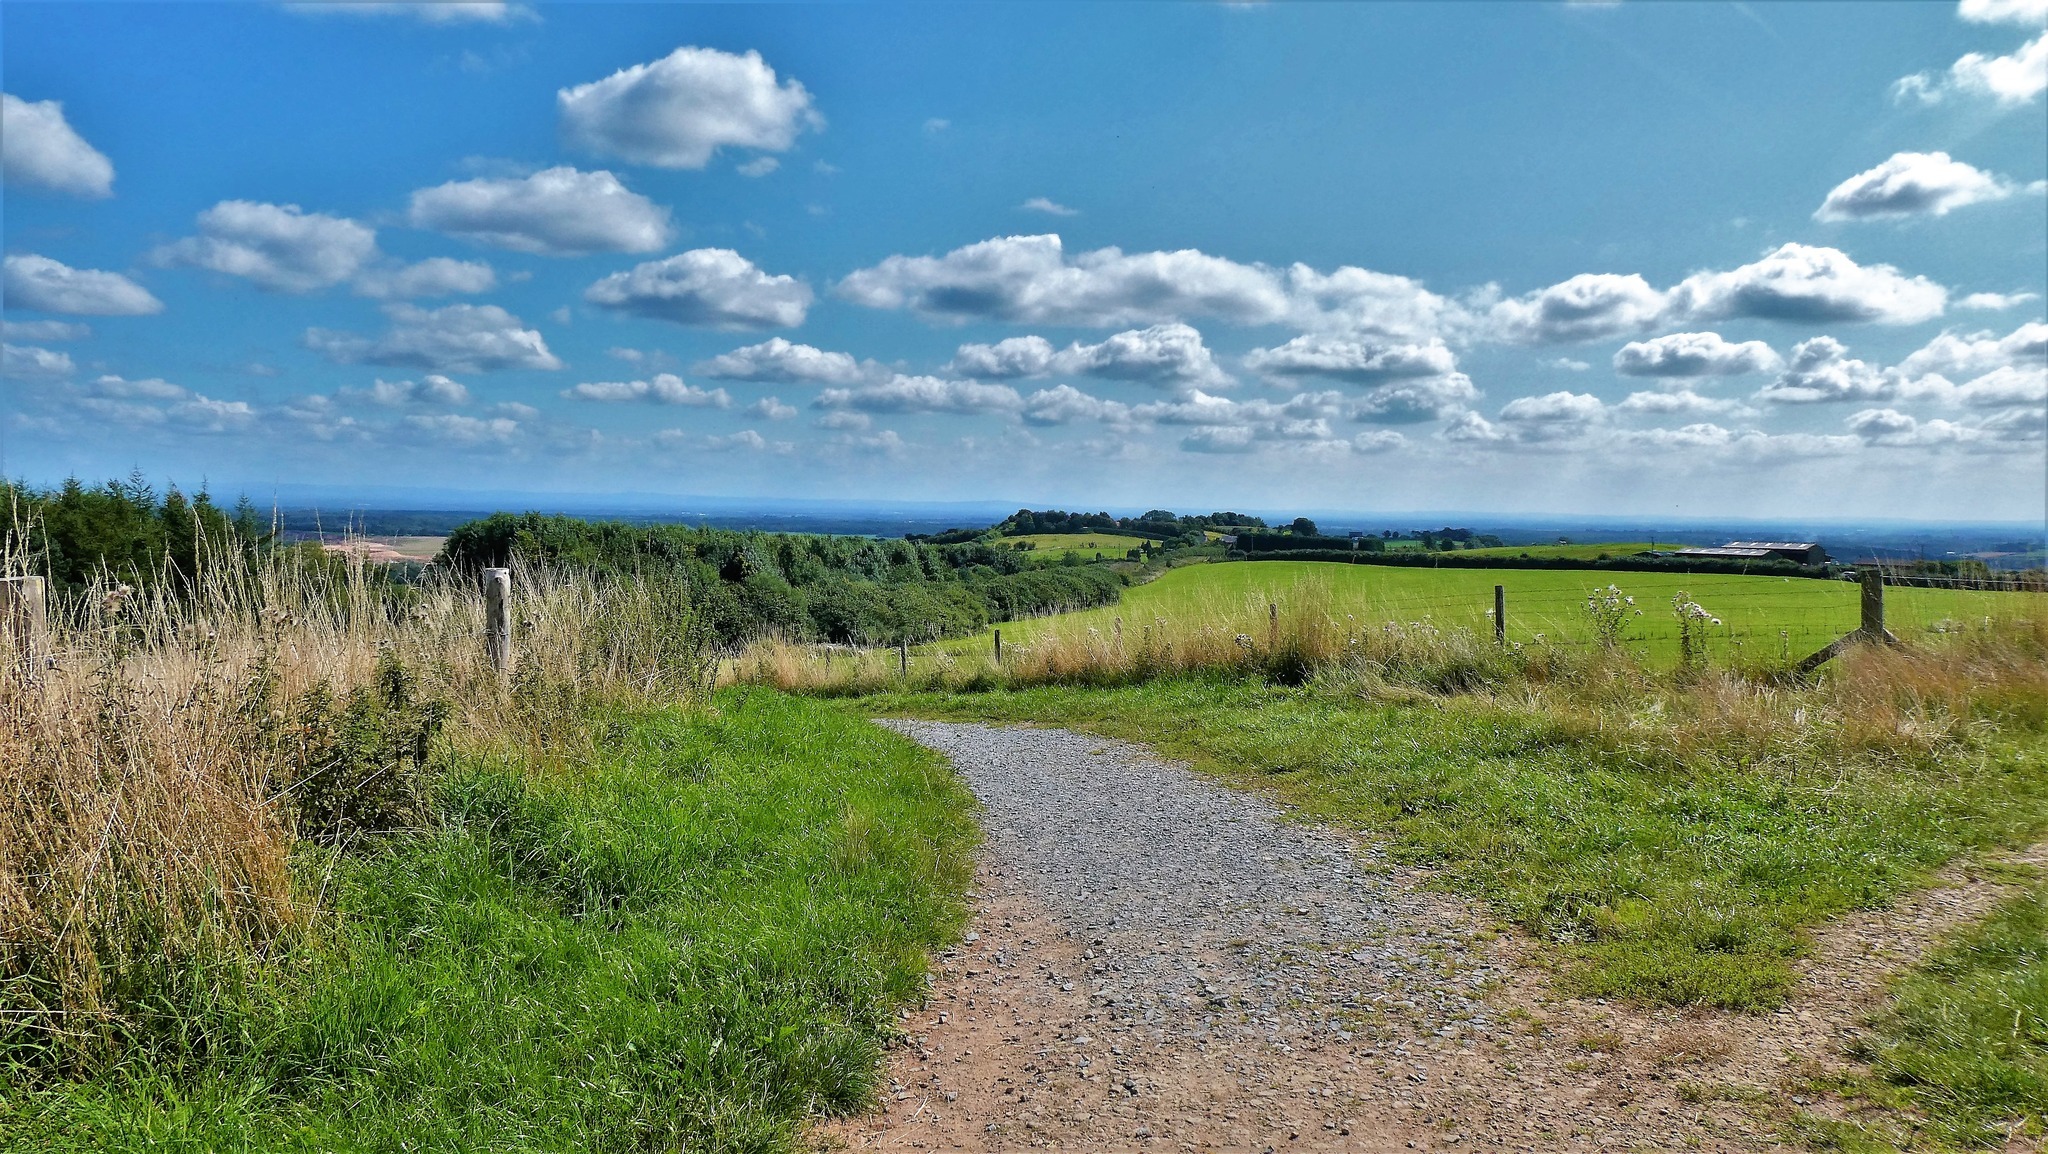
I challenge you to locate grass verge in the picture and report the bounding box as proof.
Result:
[1,690,976,1153]
[846,672,2048,1012]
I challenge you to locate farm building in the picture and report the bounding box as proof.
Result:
[1672,540,1827,565]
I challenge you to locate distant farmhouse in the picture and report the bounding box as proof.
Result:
[1669,540,1827,565]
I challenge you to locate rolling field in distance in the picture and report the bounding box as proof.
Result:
[967,560,2027,664]
[1003,531,1157,559]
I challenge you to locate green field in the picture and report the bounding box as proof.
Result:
[1003,531,1156,559]
[1452,541,1659,560]
[968,560,2028,665]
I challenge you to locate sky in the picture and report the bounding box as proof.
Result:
[2,0,2045,521]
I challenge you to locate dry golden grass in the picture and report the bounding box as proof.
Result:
[1,545,709,1070]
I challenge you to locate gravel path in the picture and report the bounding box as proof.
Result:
[879,720,1496,1053]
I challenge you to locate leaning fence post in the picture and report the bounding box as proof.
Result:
[1494,584,1506,646]
[2,576,48,681]
[482,567,512,676]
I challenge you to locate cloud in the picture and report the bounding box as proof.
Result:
[736,156,780,178]
[1616,389,1757,417]
[840,234,1459,341]
[815,375,1025,415]
[694,337,866,383]
[1906,364,2048,407]
[407,167,673,255]
[1347,374,1480,423]
[1665,243,1947,326]
[338,374,471,405]
[1021,196,1078,216]
[1244,335,1458,383]
[947,335,1057,379]
[1057,323,1229,386]
[1489,245,1949,343]
[1020,384,1132,426]
[1497,390,1607,439]
[1352,429,1406,452]
[838,233,1294,328]
[3,254,163,315]
[72,374,253,432]
[1487,273,1667,343]
[1896,320,2047,378]
[1960,0,2048,25]
[1,93,113,197]
[1,319,89,342]
[405,412,522,444]
[1544,357,1591,371]
[284,2,531,24]
[1612,331,1780,377]
[815,410,871,430]
[562,372,730,406]
[558,46,822,169]
[155,200,377,293]
[1816,151,2038,220]
[923,117,950,134]
[1893,29,2046,107]
[1756,336,1891,403]
[1959,291,2041,310]
[584,248,812,328]
[746,396,797,420]
[1127,390,1346,455]
[305,303,562,373]
[1,343,75,380]
[352,256,497,299]
[1847,407,1980,446]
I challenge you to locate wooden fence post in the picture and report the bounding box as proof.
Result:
[1494,584,1505,646]
[1860,568,1885,638]
[482,567,512,676]
[994,628,1002,663]
[2,576,48,681]
[1268,602,1279,650]
[899,637,908,677]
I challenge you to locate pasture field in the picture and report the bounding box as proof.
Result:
[1452,541,1659,560]
[1003,531,1156,559]
[962,560,2024,666]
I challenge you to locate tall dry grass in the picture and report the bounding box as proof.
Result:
[731,574,2048,757]
[0,545,711,1072]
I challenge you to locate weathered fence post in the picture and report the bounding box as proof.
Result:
[994,628,1002,663]
[899,637,908,677]
[1494,584,1505,646]
[482,567,512,676]
[1268,601,1279,650]
[1796,567,1900,674]
[2,576,48,681]
[1860,568,1885,638]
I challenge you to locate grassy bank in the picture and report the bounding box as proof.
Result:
[3,691,975,1152]
[842,625,2048,1012]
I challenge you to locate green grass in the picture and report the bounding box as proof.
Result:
[850,675,2048,1011]
[965,560,2026,666]
[1,690,977,1153]
[1002,531,1155,560]
[1839,880,2048,1148]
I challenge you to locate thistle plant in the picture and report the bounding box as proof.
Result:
[1583,585,1641,648]
[1672,590,1721,671]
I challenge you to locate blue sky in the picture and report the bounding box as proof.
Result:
[3,0,2044,520]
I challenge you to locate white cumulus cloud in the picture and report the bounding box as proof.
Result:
[155,200,377,293]
[1894,30,2047,107]
[1816,151,2038,220]
[694,337,866,384]
[1348,374,1480,423]
[305,303,562,373]
[338,374,471,405]
[1,93,114,197]
[1057,323,1229,386]
[947,335,1058,378]
[1,343,75,380]
[408,167,673,255]
[1757,336,1892,403]
[1612,331,1780,377]
[584,249,812,328]
[1244,335,1459,383]
[3,254,163,315]
[1665,243,1948,326]
[558,46,822,169]
[353,257,497,300]
[1021,384,1132,426]
[562,373,730,406]
[1487,273,1667,343]
[815,375,1025,415]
